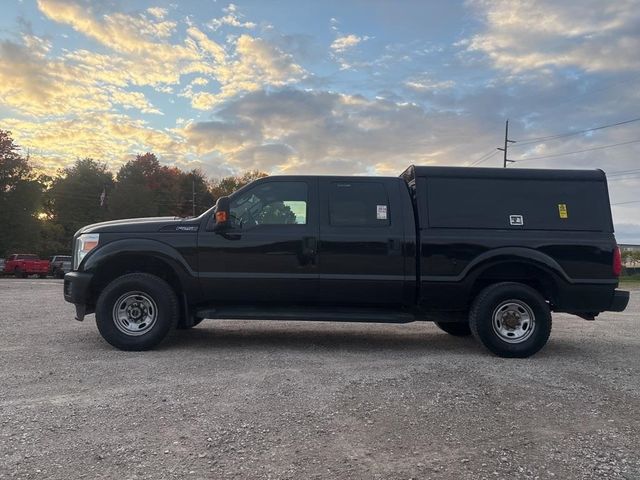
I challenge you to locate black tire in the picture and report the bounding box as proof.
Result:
[95,273,179,351]
[176,317,204,330]
[435,321,472,336]
[469,282,552,358]
[38,274,47,279]
[56,270,65,279]
[15,268,26,279]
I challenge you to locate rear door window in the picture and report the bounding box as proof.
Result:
[328,182,390,227]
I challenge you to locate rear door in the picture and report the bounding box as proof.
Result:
[317,177,406,306]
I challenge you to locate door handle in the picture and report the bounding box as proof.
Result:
[301,236,317,265]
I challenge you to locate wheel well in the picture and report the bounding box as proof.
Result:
[470,262,559,307]
[88,254,184,307]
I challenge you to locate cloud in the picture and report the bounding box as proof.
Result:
[331,34,367,53]
[180,88,492,174]
[0,0,307,118]
[0,37,112,116]
[3,113,189,172]
[465,0,640,73]
[182,34,306,109]
[147,7,168,20]
[207,3,257,31]
[404,76,455,92]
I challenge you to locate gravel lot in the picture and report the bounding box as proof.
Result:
[0,279,638,479]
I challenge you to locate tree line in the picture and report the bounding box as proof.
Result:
[0,130,266,258]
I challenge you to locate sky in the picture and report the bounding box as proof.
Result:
[1,0,639,241]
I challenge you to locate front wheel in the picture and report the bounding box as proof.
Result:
[95,273,179,351]
[469,282,552,358]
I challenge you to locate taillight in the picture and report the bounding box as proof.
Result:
[613,245,622,277]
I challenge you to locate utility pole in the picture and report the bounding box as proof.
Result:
[192,177,196,217]
[497,119,516,167]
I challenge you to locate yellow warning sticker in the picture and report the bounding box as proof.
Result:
[558,203,568,219]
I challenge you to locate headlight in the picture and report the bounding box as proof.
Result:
[74,233,100,269]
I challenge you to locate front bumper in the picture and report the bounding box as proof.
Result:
[63,271,94,321]
[609,289,630,312]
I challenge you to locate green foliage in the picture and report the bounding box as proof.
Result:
[211,170,268,200]
[255,202,297,225]
[0,131,269,257]
[47,158,114,243]
[622,249,640,267]
[0,130,43,257]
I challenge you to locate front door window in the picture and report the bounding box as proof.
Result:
[229,181,308,229]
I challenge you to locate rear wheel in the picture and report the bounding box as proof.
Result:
[14,268,26,279]
[435,321,471,336]
[38,274,46,279]
[469,282,551,358]
[95,273,178,351]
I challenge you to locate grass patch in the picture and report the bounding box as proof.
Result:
[619,276,640,287]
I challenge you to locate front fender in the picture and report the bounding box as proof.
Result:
[80,238,198,293]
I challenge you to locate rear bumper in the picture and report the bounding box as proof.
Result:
[64,271,94,321]
[608,289,629,312]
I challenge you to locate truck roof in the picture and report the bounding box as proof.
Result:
[400,165,606,184]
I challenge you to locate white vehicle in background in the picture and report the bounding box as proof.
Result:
[49,255,72,279]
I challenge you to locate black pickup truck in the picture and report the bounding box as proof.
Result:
[64,166,629,357]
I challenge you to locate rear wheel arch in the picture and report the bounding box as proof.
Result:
[468,259,560,308]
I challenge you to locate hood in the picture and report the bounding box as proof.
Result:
[77,216,202,234]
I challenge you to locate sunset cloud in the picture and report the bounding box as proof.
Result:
[465,0,640,73]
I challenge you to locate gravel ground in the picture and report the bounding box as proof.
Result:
[0,279,638,480]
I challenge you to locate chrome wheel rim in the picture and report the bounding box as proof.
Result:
[112,292,158,336]
[492,300,536,344]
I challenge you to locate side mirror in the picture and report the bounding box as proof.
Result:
[213,196,230,232]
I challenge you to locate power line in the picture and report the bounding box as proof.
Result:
[468,149,499,166]
[512,116,640,147]
[514,138,640,163]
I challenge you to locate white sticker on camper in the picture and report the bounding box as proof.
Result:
[509,215,524,226]
[377,205,388,220]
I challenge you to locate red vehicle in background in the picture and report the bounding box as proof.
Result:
[3,254,50,278]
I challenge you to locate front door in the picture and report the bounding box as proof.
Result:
[198,177,319,305]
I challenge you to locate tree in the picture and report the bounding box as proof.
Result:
[0,130,43,257]
[211,170,268,200]
[48,158,114,244]
[255,202,297,224]
[178,169,215,217]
